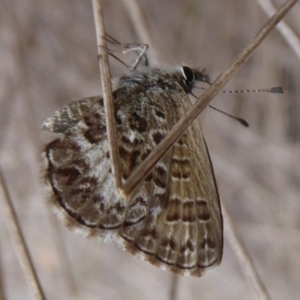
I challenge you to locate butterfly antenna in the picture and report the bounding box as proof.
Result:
[208,105,249,127]
[195,86,287,94]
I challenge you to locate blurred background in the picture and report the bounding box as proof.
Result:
[0,0,299,299]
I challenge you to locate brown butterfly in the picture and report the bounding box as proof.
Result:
[42,66,222,277]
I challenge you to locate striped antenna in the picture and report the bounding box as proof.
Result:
[195,86,287,94]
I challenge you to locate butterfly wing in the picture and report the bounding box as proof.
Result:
[115,83,223,276]
[42,77,222,276]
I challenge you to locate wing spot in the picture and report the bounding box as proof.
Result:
[154,109,165,120]
[196,199,210,221]
[107,202,126,215]
[121,135,131,144]
[55,167,81,185]
[141,148,151,161]
[177,133,188,145]
[154,177,166,189]
[152,131,166,145]
[132,195,147,207]
[116,115,123,125]
[129,112,148,133]
[180,240,195,253]
[144,173,153,182]
[200,238,216,249]
[166,198,181,222]
[84,128,104,144]
[143,228,159,239]
[197,213,211,221]
[84,112,101,127]
[171,170,181,179]
[156,165,167,176]
[196,199,208,206]
[121,135,143,146]
[119,146,129,159]
[129,150,141,165]
[161,238,177,250]
[182,172,191,179]
[182,201,196,222]
[92,195,104,205]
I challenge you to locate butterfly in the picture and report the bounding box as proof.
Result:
[42,65,223,277]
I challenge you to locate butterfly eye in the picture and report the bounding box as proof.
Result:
[181,66,195,84]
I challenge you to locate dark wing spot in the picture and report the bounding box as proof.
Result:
[196,199,210,221]
[54,167,81,185]
[141,148,151,160]
[196,199,208,206]
[121,135,131,144]
[152,131,165,145]
[186,240,195,252]
[129,149,141,168]
[133,195,147,206]
[177,133,188,145]
[116,115,123,125]
[182,172,191,179]
[144,173,153,182]
[129,112,148,133]
[182,201,196,222]
[172,157,190,164]
[155,109,165,119]
[156,165,166,176]
[171,169,181,179]
[166,198,181,222]
[197,213,210,221]
[161,238,177,250]
[143,228,159,239]
[119,146,129,159]
[153,176,166,189]
[201,238,216,249]
[84,112,101,127]
[92,194,104,205]
[84,127,105,144]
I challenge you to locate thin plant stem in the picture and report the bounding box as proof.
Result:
[257,0,300,60]
[169,274,179,300]
[92,0,122,191]
[0,168,45,300]
[222,202,271,300]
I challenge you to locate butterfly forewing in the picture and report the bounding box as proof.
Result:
[42,68,223,276]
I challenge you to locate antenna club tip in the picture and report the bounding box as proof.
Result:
[270,86,288,94]
[239,119,249,127]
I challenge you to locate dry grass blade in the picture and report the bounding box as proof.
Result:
[120,0,298,198]
[0,241,5,300]
[48,216,78,297]
[92,0,122,190]
[169,274,179,300]
[0,169,45,300]
[223,201,271,300]
[257,0,300,60]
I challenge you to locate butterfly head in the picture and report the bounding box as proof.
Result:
[180,66,211,93]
